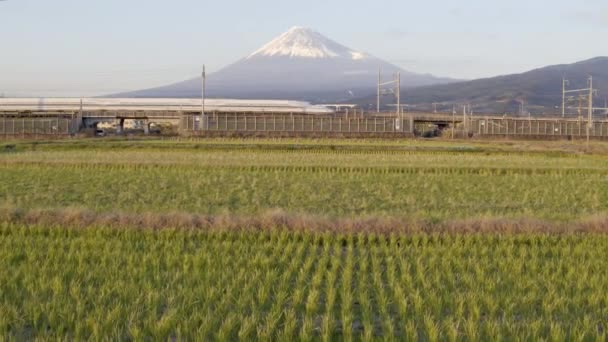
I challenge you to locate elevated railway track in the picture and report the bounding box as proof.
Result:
[1,98,608,139]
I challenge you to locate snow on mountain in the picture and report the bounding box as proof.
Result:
[248,26,368,60]
[114,27,455,102]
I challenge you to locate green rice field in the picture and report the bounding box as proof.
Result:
[1,138,608,339]
[2,226,608,340]
[1,139,607,222]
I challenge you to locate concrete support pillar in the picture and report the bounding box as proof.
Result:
[116,118,125,134]
[143,120,150,135]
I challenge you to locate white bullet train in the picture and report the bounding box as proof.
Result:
[0,98,335,114]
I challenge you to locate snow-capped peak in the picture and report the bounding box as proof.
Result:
[247,26,368,60]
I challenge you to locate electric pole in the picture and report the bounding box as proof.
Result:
[377,69,402,124]
[377,68,381,113]
[563,76,595,122]
[452,105,456,139]
[463,105,467,137]
[397,72,401,120]
[587,76,593,143]
[201,65,206,131]
[562,78,569,117]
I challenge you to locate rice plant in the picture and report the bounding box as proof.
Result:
[1,138,608,339]
[1,225,608,339]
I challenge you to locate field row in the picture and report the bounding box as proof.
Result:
[1,224,608,340]
[3,162,608,176]
[3,149,608,169]
[0,164,605,221]
[7,137,608,152]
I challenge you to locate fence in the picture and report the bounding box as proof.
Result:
[182,113,414,135]
[182,114,608,139]
[3,111,608,139]
[468,117,608,138]
[0,116,76,137]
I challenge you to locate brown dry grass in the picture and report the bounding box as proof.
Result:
[2,206,607,235]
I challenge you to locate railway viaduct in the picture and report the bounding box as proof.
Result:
[2,107,608,140]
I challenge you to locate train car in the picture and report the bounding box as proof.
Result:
[0,98,334,115]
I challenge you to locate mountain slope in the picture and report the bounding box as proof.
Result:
[363,57,608,114]
[115,27,455,102]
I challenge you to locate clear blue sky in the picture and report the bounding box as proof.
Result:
[1,0,606,96]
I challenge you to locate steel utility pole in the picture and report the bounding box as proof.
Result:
[452,105,456,139]
[563,77,596,119]
[201,65,206,131]
[377,68,381,113]
[397,72,401,120]
[78,98,83,134]
[587,76,593,143]
[519,99,526,116]
[463,105,467,137]
[377,70,402,127]
[562,78,569,117]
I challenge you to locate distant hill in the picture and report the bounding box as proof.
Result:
[357,57,608,115]
[112,27,456,103]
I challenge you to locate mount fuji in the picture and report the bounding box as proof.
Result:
[115,27,456,102]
